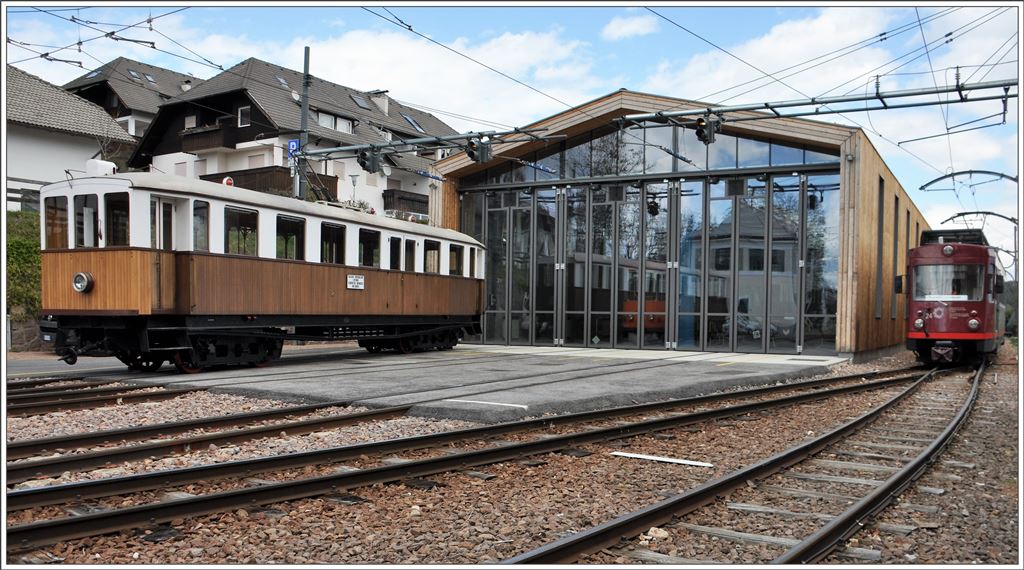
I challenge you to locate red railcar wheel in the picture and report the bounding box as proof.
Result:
[173,352,204,374]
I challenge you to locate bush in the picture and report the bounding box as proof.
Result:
[6,210,41,318]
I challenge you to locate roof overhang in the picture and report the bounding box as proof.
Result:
[435,89,857,179]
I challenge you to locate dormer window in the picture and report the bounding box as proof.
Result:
[350,94,372,110]
[127,69,141,80]
[184,114,197,129]
[238,106,251,127]
[401,112,425,133]
[317,110,335,130]
[314,110,353,134]
[336,117,353,134]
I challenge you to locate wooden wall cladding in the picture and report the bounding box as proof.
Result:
[42,249,153,314]
[184,253,483,316]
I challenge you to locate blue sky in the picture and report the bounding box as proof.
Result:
[5,3,1021,274]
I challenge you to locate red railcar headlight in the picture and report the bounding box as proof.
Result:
[914,318,925,330]
[968,319,980,330]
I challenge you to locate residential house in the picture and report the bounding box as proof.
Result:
[6,65,136,211]
[64,56,202,138]
[128,57,458,220]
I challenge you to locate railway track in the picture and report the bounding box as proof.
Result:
[6,366,928,552]
[504,362,983,564]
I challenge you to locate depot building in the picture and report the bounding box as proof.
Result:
[433,89,929,357]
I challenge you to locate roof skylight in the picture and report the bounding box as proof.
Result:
[401,112,425,133]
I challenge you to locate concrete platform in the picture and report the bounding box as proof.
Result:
[14,344,848,423]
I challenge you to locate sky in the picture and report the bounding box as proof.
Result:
[4,2,1021,276]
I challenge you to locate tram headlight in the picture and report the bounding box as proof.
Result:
[943,245,954,256]
[967,318,980,330]
[914,318,925,330]
[72,272,94,294]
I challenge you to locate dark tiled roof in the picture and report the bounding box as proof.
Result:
[7,65,136,143]
[64,56,202,115]
[167,57,457,146]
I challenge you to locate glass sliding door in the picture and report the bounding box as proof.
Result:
[734,178,768,353]
[564,186,588,346]
[768,176,801,353]
[615,184,642,348]
[485,206,508,344]
[705,180,732,351]
[590,187,614,347]
[534,188,557,345]
[803,173,841,354]
[509,198,532,345]
[677,181,704,350]
[642,182,670,348]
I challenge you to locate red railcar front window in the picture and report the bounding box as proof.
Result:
[913,264,984,301]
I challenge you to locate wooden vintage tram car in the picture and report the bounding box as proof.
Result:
[902,229,1006,364]
[38,165,484,373]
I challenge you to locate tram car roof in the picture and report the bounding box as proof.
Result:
[919,228,989,246]
[42,171,484,248]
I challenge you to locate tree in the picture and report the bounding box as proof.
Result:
[6,211,41,319]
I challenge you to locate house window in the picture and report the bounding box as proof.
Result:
[184,114,197,129]
[321,223,345,264]
[74,194,99,248]
[714,247,730,271]
[276,215,305,260]
[450,244,464,276]
[748,248,764,271]
[424,240,441,273]
[892,195,900,319]
[771,249,785,272]
[86,70,101,78]
[248,154,264,168]
[238,106,251,127]
[104,192,130,246]
[359,229,381,267]
[317,111,335,130]
[127,69,141,79]
[389,237,402,270]
[405,239,416,272]
[144,73,156,83]
[351,93,372,109]
[224,207,259,256]
[107,92,119,108]
[275,75,289,87]
[336,117,353,134]
[194,159,207,177]
[875,177,885,319]
[401,112,425,133]
[193,200,209,252]
[44,196,68,249]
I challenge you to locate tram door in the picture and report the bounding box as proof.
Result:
[150,197,175,251]
[704,178,770,353]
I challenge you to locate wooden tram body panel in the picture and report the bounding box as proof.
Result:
[42,249,483,317]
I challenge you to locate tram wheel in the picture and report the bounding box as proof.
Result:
[173,351,204,374]
[137,356,164,372]
[398,338,414,354]
[365,344,383,353]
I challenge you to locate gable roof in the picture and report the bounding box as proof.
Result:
[165,57,457,146]
[7,65,136,144]
[436,88,857,177]
[64,56,202,115]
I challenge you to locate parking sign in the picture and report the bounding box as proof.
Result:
[287,139,300,157]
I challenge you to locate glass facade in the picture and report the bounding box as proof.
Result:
[467,124,840,354]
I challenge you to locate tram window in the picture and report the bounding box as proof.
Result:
[450,245,464,276]
[469,247,476,278]
[405,239,416,272]
[104,193,130,246]
[389,237,402,270]
[321,223,345,264]
[193,201,209,252]
[276,215,305,260]
[74,194,99,248]
[224,207,259,256]
[359,229,381,268]
[424,240,441,274]
[44,196,68,249]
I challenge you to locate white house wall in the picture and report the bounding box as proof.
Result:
[7,124,106,210]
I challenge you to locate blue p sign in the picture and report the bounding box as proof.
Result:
[288,139,300,157]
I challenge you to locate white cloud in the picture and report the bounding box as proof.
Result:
[601,14,658,41]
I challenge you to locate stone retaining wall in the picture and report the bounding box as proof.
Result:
[7,319,53,353]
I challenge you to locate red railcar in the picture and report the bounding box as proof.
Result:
[904,229,1006,363]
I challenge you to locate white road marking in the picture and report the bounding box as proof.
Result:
[443,399,528,410]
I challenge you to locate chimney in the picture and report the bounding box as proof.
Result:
[180,79,192,92]
[368,89,389,114]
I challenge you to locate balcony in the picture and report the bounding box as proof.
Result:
[181,124,239,153]
[383,188,429,215]
[200,166,338,199]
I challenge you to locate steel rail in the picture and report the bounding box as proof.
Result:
[6,406,411,483]
[5,372,922,548]
[5,377,87,390]
[6,384,174,404]
[7,379,122,395]
[502,367,938,564]
[5,388,206,417]
[6,370,923,510]
[773,362,984,563]
[5,365,919,480]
